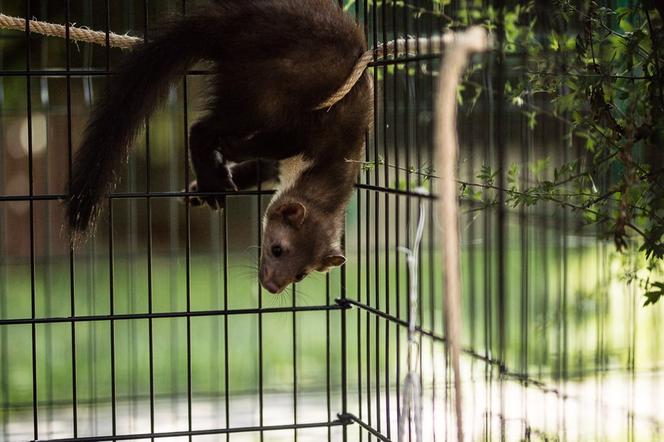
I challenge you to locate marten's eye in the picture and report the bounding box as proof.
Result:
[271,245,283,258]
[295,272,306,282]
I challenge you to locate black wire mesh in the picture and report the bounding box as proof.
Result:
[1,1,664,442]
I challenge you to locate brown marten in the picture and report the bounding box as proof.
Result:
[66,0,373,294]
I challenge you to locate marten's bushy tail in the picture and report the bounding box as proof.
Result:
[66,9,226,237]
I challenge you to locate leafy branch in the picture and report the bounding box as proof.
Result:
[349,0,664,305]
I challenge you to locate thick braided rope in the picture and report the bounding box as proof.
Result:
[315,35,449,110]
[0,13,141,49]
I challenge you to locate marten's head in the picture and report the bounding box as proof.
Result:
[259,199,345,294]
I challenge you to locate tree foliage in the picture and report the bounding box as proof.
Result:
[353,0,664,305]
[493,1,664,305]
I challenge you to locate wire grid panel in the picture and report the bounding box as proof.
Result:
[2,1,337,441]
[3,1,664,442]
[348,0,664,438]
[0,0,446,441]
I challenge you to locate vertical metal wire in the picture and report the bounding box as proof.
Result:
[380,2,391,438]
[332,7,344,439]
[372,0,381,438]
[362,3,372,440]
[84,1,99,422]
[23,0,39,438]
[553,15,569,433]
[333,6,348,431]
[426,6,438,441]
[483,7,495,437]
[351,3,364,440]
[142,2,156,440]
[222,190,230,442]
[519,52,529,436]
[178,2,193,441]
[357,184,363,442]
[392,1,402,439]
[326,274,332,442]
[402,1,412,439]
[540,142,550,434]
[465,102,479,442]
[256,50,266,441]
[292,276,298,442]
[594,140,605,439]
[103,2,117,439]
[64,0,80,438]
[356,5,365,434]
[39,3,54,434]
[521,49,535,431]
[0,0,7,435]
[494,0,507,427]
[340,212,348,442]
[413,4,424,441]
[339,4,351,438]
[327,1,342,432]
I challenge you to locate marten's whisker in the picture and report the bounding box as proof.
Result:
[293,288,314,306]
[232,263,260,273]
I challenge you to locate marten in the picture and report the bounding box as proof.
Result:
[66,0,373,294]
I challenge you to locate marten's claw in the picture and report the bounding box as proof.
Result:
[183,180,207,207]
[184,179,234,210]
[222,167,240,193]
[188,180,222,209]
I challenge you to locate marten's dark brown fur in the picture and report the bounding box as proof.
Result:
[66,0,372,293]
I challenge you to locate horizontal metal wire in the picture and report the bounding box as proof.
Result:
[0,184,437,202]
[0,189,274,202]
[0,53,439,78]
[354,183,437,199]
[37,419,348,442]
[339,297,491,361]
[338,413,392,442]
[0,303,347,326]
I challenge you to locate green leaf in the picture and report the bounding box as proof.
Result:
[644,282,664,306]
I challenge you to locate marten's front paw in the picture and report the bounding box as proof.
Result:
[186,180,224,210]
[185,171,239,210]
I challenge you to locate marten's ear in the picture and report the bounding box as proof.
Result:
[322,254,346,269]
[274,202,306,227]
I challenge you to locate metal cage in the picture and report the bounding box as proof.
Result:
[2,1,663,442]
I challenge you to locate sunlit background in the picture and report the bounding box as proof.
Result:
[1,1,663,441]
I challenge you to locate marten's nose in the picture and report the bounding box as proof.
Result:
[264,280,281,294]
[260,267,282,294]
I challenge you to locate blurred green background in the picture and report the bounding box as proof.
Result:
[0,0,663,441]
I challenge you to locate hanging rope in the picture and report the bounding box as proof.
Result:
[314,35,448,110]
[398,198,427,442]
[0,12,451,109]
[395,27,490,442]
[434,26,490,442]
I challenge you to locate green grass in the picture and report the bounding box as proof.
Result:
[2,244,662,412]
[1,196,663,419]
